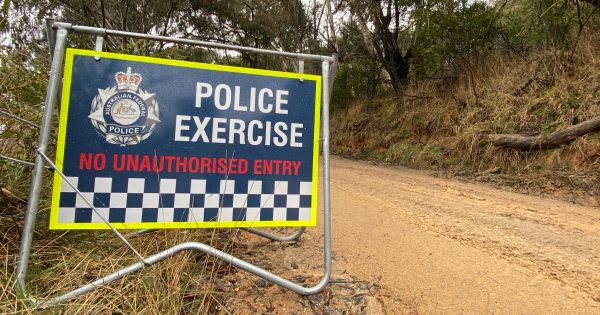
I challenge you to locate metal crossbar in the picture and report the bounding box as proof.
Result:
[15,19,337,308]
[0,154,36,167]
[0,109,40,129]
[51,22,334,63]
[126,227,306,242]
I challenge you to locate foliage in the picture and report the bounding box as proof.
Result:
[2,0,597,98]
[0,46,49,166]
[385,140,421,163]
[498,0,580,49]
[332,20,382,109]
[409,0,499,78]
[1,0,316,70]
[331,30,600,203]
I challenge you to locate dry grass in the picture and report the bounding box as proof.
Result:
[331,34,600,205]
[0,214,220,306]
[0,212,250,314]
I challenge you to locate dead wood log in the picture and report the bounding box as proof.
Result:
[490,115,600,150]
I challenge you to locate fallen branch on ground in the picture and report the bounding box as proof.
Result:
[490,115,600,150]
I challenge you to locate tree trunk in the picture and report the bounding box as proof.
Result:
[372,9,409,92]
[379,33,410,92]
[325,0,337,51]
[490,115,600,150]
[351,0,410,93]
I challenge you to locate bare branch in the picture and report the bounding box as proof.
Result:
[490,115,600,150]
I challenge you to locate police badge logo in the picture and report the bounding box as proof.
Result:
[88,67,160,146]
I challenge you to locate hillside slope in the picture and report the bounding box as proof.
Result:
[331,36,600,206]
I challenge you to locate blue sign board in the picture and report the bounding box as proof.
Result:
[50,49,321,229]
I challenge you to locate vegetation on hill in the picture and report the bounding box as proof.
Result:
[328,1,600,205]
[331,35,600,205]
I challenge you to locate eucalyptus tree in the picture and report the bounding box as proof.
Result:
[346,0,413,92]
[339,0,498,93]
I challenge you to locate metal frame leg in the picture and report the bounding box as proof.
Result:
[15,26,69,300]
[37,240,328,308]
[243,227,306,242]
[128,227,306,242]
[124,229,159,238]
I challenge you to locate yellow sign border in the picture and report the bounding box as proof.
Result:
[50,48,321,230]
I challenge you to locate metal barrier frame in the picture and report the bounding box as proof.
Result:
[15,19,337,308]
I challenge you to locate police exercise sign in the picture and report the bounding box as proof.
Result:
[50,49,321,229]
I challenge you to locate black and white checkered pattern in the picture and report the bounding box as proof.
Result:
[58,177,312,224]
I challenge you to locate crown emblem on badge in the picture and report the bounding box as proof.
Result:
[115,67,142,91]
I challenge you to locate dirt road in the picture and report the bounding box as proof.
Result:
[4,157,599,313]
[286,157,600,314]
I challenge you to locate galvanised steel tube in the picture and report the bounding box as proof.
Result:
[125,227,305,242]
[243,227,306,242]
[15,27,69,299]
[328,54,339,97]
[52,22,334,62]
[319,59,333,291]
[38,239,328,308]
[45,18,56,62]
[0,109,40,129]
[0,154,36,167]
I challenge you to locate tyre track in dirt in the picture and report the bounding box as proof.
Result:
[325,157,600,314]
